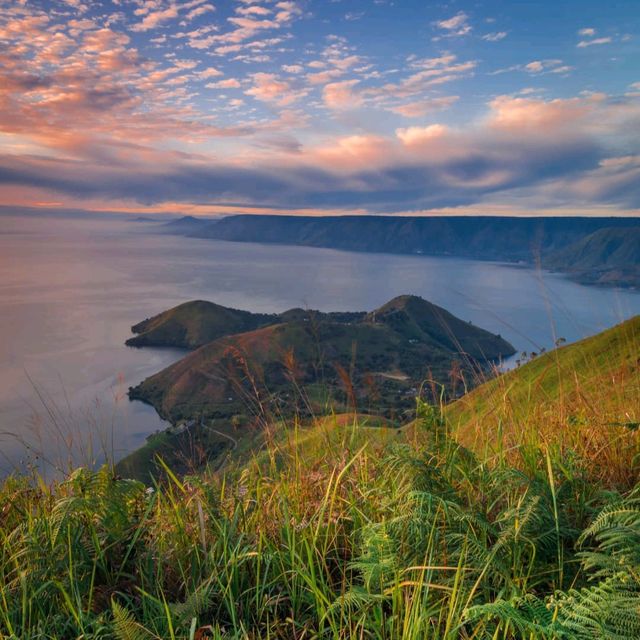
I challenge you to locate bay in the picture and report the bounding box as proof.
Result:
[1,214,639,476]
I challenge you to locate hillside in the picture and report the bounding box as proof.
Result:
[545,227,640,287]
[369,294,512,361]
[448,313,640,482]
[163,214,640,264]
[127,300,368,349]
[129,295,514,423]
[126,300,277,348]
[5,316,640,640]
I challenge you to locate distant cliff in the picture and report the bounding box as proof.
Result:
[163,214,640,266]
[544,227,640,287]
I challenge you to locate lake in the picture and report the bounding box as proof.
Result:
[1,214,639,476]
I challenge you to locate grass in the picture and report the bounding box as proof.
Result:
[450,314,640,487]
[1,317,640,639]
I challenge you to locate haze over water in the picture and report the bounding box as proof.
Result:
[2,214,639,476]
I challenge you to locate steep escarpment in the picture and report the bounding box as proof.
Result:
[544,227,640,287]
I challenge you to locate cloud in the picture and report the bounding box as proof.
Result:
[435,12,471,36]
[1,1,638,217]
[487,96,589,132]
[185,4,215,22]
[193,1,300,49]
[207,78,241,88]
[577,37,612,48]
[578,27,596,36]
[482,31,507,42]
[395,124,448,146]
[130,5,179,32]
[61,0,89,14]
[494,59,572,76]
[7,93,638,214]
[236,6,272,17]
[387,96,459,118]
[368,56,476,102]
[525,60,559,73]
[304,37,363,86]
[322,79,362,110]
[0,7,250,161]
[197,67,223,79]
[274,1,303,22]
[245,72,306,106]
[307,68,342,85]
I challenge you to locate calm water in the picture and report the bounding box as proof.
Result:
[2,214,639,475]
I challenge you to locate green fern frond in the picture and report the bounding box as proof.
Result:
[111,600,160,640]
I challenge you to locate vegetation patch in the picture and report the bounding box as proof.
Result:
[2,316,640,638]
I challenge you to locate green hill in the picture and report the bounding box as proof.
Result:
[126,300,277,349]
[122,296,513,477]
[128,295,514,424]
[369,294,512,362]
[126,300,368,349]
[545,227,640,287]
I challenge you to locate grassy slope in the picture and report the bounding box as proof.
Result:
[3,319,640,639]
[448,314,640,484]
[269,313,640,484]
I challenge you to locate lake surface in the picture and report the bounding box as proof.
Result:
[1,214,639,476]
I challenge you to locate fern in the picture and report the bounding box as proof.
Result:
[170,581,214,624]
[552,574,640,639]
[466,594,560,638]
[111,601,160,640]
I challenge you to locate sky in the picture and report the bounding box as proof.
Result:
[1,0,639,217]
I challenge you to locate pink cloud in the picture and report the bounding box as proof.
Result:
[185,4,215,22]
[322,80,362,110]
[435,12,471,36]
[236,6,272,17]
[245,72,306,106]
[488,96,589,132]
[387,96,458,118]
[577,37,612,48]
[130,5,179,32]
[208,78,241,88]
[395,124,449,146]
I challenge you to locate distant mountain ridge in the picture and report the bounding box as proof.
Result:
[544,227,640,287]
[157,215,211,235]
[161,214,640,266]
